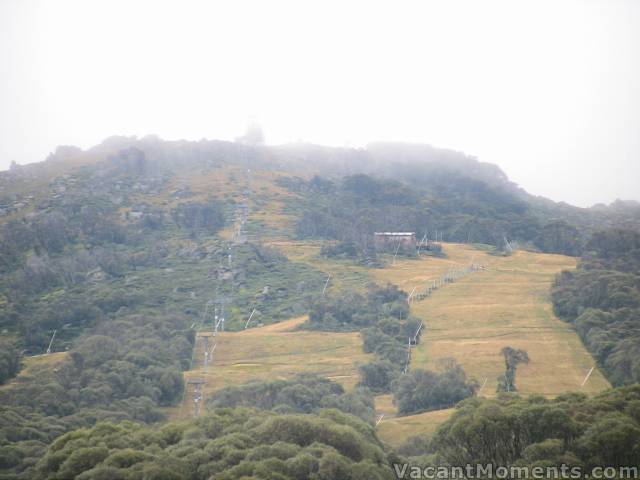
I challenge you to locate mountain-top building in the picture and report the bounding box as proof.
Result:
[374,232,417,249]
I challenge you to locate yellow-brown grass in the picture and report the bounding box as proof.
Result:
[20,352,68,374]
[377,408,455,446]
[246,170,301,239]
[365,244,611,446]
[266,240,372,294]
[402,244,610,397]
[372,390,453,447]
[370,247,484,289]
[169,165,246,202]
[0,352,69,393]
[171,316,372,419]
[374,394,397,417]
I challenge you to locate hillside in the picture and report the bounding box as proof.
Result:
[0,137,615,400]
[0,135,635,477]
[4,137,639,250]
[370,244,611,445]
[373,244,610,397]
[164,237,610,445]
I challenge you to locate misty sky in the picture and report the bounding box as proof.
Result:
[0,0,638,207]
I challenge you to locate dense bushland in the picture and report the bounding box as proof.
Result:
[0,157,226,353]
[0,313,194,477]
[393,360,478,415]
[283,173,586,256]
[0,165,322,353]
[304,284,420,376]
[399,385,640,470]
[208,374,375,422]
[0,340,21,385]
[552,229,640,385]
[27,408,396,480]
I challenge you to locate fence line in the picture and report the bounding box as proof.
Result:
[409,263,485,303]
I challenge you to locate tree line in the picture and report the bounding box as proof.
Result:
[304,284,477,415]
[19,408,397,480]
[281,173,588,258]
[0,313,195,477]
[0,339,21,385]
[552,229,640,385]
[207,374,375,422]
[398,385,640,471]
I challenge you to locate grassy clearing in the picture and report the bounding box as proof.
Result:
[246,170,301,240]
[377,408,456,446]
[20,352,68,369]
[370,247,484,290]
[0,352,68,394]
[166,165,246,204]
[173,241,610,440]
[372,390,454,446]
[374,394,397,417]
[371,243,610,398]
[404,244,610,397]
[369,243,610,446]
[171,316,372,419]
[266,240,373,294]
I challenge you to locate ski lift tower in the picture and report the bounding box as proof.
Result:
[213,295,232,335]
[187,378,206,418]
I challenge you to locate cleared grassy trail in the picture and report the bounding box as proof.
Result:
[170,316,371,419]
[371,243,610,445]
[402,245,609,397]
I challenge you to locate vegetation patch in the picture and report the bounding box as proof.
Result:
[0,339,21,385]
[393,360,478,415]
[496,347,530,392]
[208,374,375,422]
[552,229,640,385]
[400,385,640,469]
[280,173,586,256]
[27,408,396,480]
